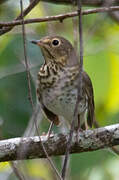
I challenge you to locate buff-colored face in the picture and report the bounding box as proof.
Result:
[31,36,75,65]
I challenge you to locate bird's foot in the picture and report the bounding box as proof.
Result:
[41,131,54,139]
[46,130,54,139]
[45,122,54,139]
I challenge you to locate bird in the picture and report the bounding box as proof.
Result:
[31,36,95,132]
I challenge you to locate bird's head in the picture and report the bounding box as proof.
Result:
[31,36,78,66]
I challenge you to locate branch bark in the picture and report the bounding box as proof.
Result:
[40,0,103,6]
[0,0,40,35]
[0,123,119,162]
[1,1,119,36]
[0,6,119,27]
[40,0,119,6]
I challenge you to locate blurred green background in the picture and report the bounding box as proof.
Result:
[0,0,119,180]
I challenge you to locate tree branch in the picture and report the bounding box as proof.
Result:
[0,6,119,28]
[0,123,119,162]
[0,0,40,35]
[40,0,119,7]
[40,0,103,6]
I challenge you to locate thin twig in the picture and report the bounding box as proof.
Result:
[61,0,83,179]
[0,0,41,35]
[20,0,34,110]
[0,6,119,28]
[10,162,26,180]
[40,0,102,6]
[38,130,63,180]
[20,1,62,179]
[34,104,62,180]
[23,104,41,137]
[13,1,34,179]
[31,106,62,179]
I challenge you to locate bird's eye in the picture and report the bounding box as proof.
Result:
[52,39,60,46]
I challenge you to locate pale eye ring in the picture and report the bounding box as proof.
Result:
[52,39,60,46]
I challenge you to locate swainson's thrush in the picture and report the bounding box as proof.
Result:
[31,36,95,130]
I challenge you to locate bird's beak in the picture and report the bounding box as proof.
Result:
[30,40,43,46]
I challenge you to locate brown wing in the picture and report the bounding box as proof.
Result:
[82,71,95,128]
[37,88,60,126]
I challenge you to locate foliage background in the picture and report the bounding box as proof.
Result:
[0,0,119,179]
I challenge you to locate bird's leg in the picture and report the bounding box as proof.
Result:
[75,115,84,143]
[78,114,84,131]
[46,121,54,139]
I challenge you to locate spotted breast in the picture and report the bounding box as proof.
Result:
[31,36,95,129]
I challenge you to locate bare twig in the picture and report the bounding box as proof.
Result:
[0,0,41,35]
[10,162,26,180]
[0,124,119,162]
[20,0,34,110]
[9,3,30,180]
[21,1,62,179]
[20,1,62,179]
[40,0,103,6]
[61,1,83,179]
[23,104,42,137]
[0,6,119,29]
[37,131,63,180]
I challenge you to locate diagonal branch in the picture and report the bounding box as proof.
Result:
[0,123,119,162]
[0,6,119,28]
[40,0,103,6]
[0,0,40,35]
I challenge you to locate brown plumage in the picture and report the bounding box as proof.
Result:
[31,36,95,130]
